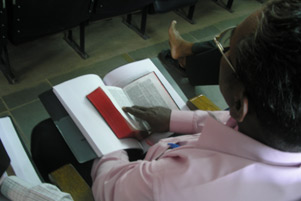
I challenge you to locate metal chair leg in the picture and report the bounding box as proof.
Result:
[122,7,149,40]
[212,0,234,12]
[174,4,196,24]
[64,22,89,59]
[0,45,16,84]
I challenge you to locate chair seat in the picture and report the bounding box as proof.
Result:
[49,164,94,201]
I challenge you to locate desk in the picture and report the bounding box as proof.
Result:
[0,194,9,201]
[39,58,188,163]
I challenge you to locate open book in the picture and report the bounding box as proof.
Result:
[53,58,188,157]
[86,71,181,139]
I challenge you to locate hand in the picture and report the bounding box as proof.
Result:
[123,106,171,133]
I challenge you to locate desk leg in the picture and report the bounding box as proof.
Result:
[0,45,16,84]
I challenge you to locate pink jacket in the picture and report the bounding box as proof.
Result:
[91,110,301,201]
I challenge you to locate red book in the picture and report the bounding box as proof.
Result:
[87,87,137,139]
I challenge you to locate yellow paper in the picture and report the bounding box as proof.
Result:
[188,95,220,111]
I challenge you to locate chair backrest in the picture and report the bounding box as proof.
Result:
[150,0,198,13]
[6,0,93,44]
[90,0,154,21]
[0,0,8,47]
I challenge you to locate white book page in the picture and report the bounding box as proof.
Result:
[107,86,133,108]
[123,73,178,110]
[103,59,155,88]
[107,86,142,130]
[103,59,188,110]
[53,74,142,157]
[0,117,41,185]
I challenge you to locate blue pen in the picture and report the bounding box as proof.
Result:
[168,143,180,149]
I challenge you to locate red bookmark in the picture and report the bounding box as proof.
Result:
[86,87,135,139]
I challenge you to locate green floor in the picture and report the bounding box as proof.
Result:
[0,0,262,154]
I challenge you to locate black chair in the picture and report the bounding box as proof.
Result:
[6,0,92,45]
[65,0,154,59]
[6,0,93,60]
[149,0,198,24]
[91,0,153,39]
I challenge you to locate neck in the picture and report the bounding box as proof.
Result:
[238,113,301,153]
[238,114,265,145]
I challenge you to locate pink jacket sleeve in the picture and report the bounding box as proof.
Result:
[91,110,231,201]
[169,110,230,134]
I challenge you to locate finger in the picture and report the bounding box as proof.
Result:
[123,106,148,119]
[122,107,130,112]
[131,106,149,111]
[122,106,146,113]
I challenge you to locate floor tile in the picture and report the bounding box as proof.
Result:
[48,66,98,86]
[10,100,50,152]
[181,33,199,43]
[128,41,170,61]
[128,33,197,61]
[2,82,52,109]
[189,25,220,41]
[0,99,7,113]
[49,55,129,86]
[92,55,129,78]
[0,112,9,118]
[214,16,246,31]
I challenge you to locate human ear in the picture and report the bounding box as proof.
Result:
[230,95,248,123]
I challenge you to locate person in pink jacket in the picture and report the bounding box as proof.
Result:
[31,0,301,200]
[91,0,301,200]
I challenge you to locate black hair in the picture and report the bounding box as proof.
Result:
[235,0,301,151]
